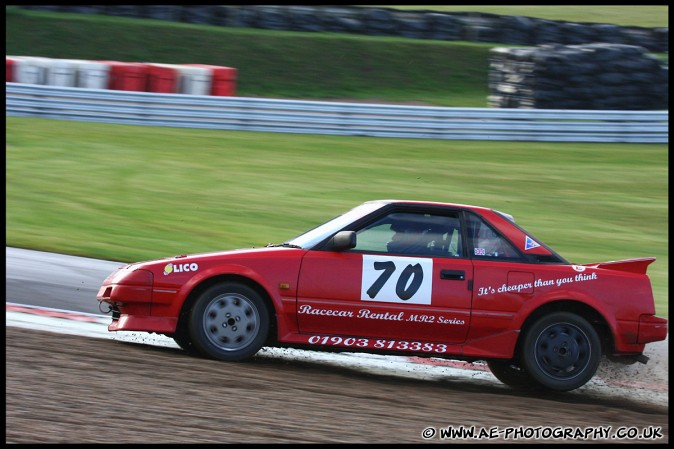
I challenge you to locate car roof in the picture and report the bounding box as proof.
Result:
[365,199,498,215]
[367,199,516,223]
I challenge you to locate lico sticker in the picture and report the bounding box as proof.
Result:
[361,255,433,305]
[163,262,198,275]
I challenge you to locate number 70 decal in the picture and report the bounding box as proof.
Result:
[361,255,433,304]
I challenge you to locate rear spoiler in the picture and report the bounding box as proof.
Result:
[582,257,656,274]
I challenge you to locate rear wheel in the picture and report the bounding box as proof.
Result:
[188,282,270,361]
[521,312,601,391]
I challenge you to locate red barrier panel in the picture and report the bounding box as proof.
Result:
[10,56,236,96]
[6,57,15,82]
[99,61,149,91]
[146,64,179,94]
[184,64,237,96]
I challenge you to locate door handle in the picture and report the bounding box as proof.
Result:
[440,269,465,280]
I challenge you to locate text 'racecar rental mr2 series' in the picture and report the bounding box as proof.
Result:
[97,200,667,392]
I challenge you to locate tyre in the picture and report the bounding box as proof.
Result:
[188,282,270,361]
[168,324,199,355]
[486,359,539,390]
[521,312,602,392]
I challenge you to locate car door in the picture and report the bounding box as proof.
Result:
[463,211,532,341]
[296,209,473,343]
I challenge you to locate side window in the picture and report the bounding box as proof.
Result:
[351,222,392,252]
[352,211,462,257]
[466,213,519,259]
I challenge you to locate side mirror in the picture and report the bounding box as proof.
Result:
[331,231,356,251]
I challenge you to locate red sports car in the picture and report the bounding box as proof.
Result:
[97,199,667,392]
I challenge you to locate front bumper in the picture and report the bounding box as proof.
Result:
[107,308,177,333]
[97,267,178,334]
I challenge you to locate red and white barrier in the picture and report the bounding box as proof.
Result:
[6,55,237,96]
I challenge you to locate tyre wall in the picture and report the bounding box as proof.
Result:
[18,5,668,53]
[488,44,668,110]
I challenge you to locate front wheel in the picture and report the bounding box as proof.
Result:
[168,324,199,355]
[188,282,270,361]
[486,359,538,390]
[521,312,602,392]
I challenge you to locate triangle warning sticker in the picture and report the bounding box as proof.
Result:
[525,236,540,251]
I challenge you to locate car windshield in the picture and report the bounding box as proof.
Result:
[284,201,384,249]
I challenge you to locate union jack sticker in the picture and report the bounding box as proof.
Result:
[474,247,486,256]
[525,236,540,250]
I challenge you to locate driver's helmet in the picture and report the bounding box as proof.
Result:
[387,220,433,254]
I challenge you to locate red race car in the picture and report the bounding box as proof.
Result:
[97,199,667,392]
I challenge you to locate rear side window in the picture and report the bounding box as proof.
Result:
[465,213,520,259]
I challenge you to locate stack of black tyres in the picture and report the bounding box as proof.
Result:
[16,5,669,53]
[488,43,668,110]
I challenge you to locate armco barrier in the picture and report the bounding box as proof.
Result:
[5,83,668,143]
